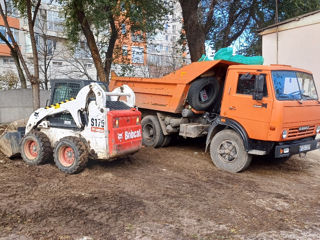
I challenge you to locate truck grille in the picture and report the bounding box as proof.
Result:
[287,125,315,139]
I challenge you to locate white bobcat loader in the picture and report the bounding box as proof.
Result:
[1,80,142,174]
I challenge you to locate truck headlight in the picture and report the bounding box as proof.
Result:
[282,130,288,139]
[316,126,320,134]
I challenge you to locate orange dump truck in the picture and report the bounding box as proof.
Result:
[110,60,320,172]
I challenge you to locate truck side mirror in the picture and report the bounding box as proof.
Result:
[253,74,265,101]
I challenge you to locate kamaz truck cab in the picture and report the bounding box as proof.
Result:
[207,64,320,172]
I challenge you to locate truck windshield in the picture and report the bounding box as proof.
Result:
[272,71,318,101]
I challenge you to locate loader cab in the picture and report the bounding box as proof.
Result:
[47,79,109,129]
[221,65,320,143]
[49,79,109,105]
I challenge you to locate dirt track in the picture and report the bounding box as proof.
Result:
[0,138,319,240]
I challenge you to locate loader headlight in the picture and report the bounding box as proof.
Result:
[136,116,140,124]
[113,118,119,128]
[316,126,320,134]
[282,130,288,139]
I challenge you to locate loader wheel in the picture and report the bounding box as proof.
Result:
[210,129,252,173]
[141,115,164,148]
[21,131,52,165]
[54,137,88,174]
[187,77,220,111]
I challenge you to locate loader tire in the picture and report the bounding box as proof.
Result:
[187,77,220,111]
[21,131,52,165]
[54,136,88,174]
[141,115,164,148]
[210,129,252,173]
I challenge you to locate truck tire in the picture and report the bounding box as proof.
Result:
[54,136,88,174]
[161,135,172,147]
[21,131,52,165]
[187,77,220,111]
[141,115,164,148]
[210,129,252,173]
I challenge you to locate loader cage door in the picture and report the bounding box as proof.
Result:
[51,83,81,105]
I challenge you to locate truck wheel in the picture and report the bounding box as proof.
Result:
[161,135,172,147]
[187,77,220,111]
[54,136,88,174]
[21,131,52,165]
[210,129,252,173]
[141,115,164,148]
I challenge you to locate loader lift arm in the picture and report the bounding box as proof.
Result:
[25,83,135,134]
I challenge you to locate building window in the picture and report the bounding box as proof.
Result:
[52,61,62,66]
[122,45,128,56]
[3,58,15,64]
[172,25,176,34]
[120,2,125,11]
[0,26,6,43]
[164,23,169,33]
[25,34,31,53]
[47,10,64,32]
[0,27,19,44]
[121,24,126,34]
[42,0,61,5]
[171,36,176,42]
[132,46,144,64]
[131,31,143,42]
[46,39,56,56]
[84,63,92,68]
[6,0,19,17]
[74,42,91,59]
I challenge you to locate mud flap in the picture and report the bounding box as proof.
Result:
[0,131,23,158]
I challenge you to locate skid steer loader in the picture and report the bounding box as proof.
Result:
[1,80,142,174]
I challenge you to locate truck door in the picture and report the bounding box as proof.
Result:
[221,70,274,140]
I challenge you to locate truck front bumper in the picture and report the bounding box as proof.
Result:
[275,138,320,158]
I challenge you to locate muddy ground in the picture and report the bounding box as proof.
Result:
[0,138,319,240]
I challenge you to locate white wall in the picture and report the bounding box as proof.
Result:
[262,20,320,91]
[0,89,49,123]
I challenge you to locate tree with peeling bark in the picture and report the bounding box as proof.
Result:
[0,0,42,109]
[62,0,169,83]
[179,0,258,62]
[179,0,320,59]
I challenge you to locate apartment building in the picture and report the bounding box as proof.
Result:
[0,0,20,76]
[0,0,97,89]
[147,0,190,77]
[0,0,189,89]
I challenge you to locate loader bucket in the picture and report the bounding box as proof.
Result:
[0,131,22,157]
[0,119,27,158]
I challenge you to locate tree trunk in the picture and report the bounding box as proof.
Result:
[31,81,40,110]
[27,0,40,110]
[104,15,118,84]
[179,0,206,62]
[11,49,27,89]
[74,1,107,82]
